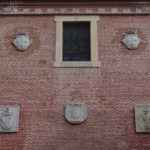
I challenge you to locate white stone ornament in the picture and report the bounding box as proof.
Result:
[0,105,20,133]
[122,32,141,50]
[64,103,88,125]
[13,34,32,51]
[135,105,150,133]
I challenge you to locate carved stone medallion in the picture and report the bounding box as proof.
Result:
[13,33,32,51]
[135,105,150,133]
[64,103,88,125]
[122,32,141,50]
[0,105,20,133]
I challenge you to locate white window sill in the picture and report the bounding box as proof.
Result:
[54,61,101,68]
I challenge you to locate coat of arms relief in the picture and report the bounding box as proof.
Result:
[0,106,20,133]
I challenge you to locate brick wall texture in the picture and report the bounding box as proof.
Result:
[0,14,150,150]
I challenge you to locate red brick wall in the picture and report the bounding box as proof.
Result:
[0,15,150,150]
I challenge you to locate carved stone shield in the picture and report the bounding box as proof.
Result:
[0,105,20,133]
[122,33,141,50]
[135,104,150,133]
[13,33,32,51]
[64,103,88,124]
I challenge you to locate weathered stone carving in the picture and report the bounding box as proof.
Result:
[122,32,141,50]
[13,33,32,51]
[0,105,20,133]
[64,103,88,124]
[135,105,150,133]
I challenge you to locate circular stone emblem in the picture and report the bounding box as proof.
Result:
[122,32,141,50]
[64,103,88,125]
[13,34,32,51]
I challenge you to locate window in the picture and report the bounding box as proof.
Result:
[63,22,91,61]
[54,16,100,67]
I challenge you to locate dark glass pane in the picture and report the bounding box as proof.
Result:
[63,22,91,61]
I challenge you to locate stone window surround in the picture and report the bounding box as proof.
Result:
[54,15,100,67]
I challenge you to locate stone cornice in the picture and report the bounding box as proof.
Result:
[0,2,150,15]
[0,1,150,6]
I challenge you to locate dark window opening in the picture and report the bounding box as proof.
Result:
[63,22,91,61]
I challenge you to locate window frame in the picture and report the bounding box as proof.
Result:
[54,16,100,67]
